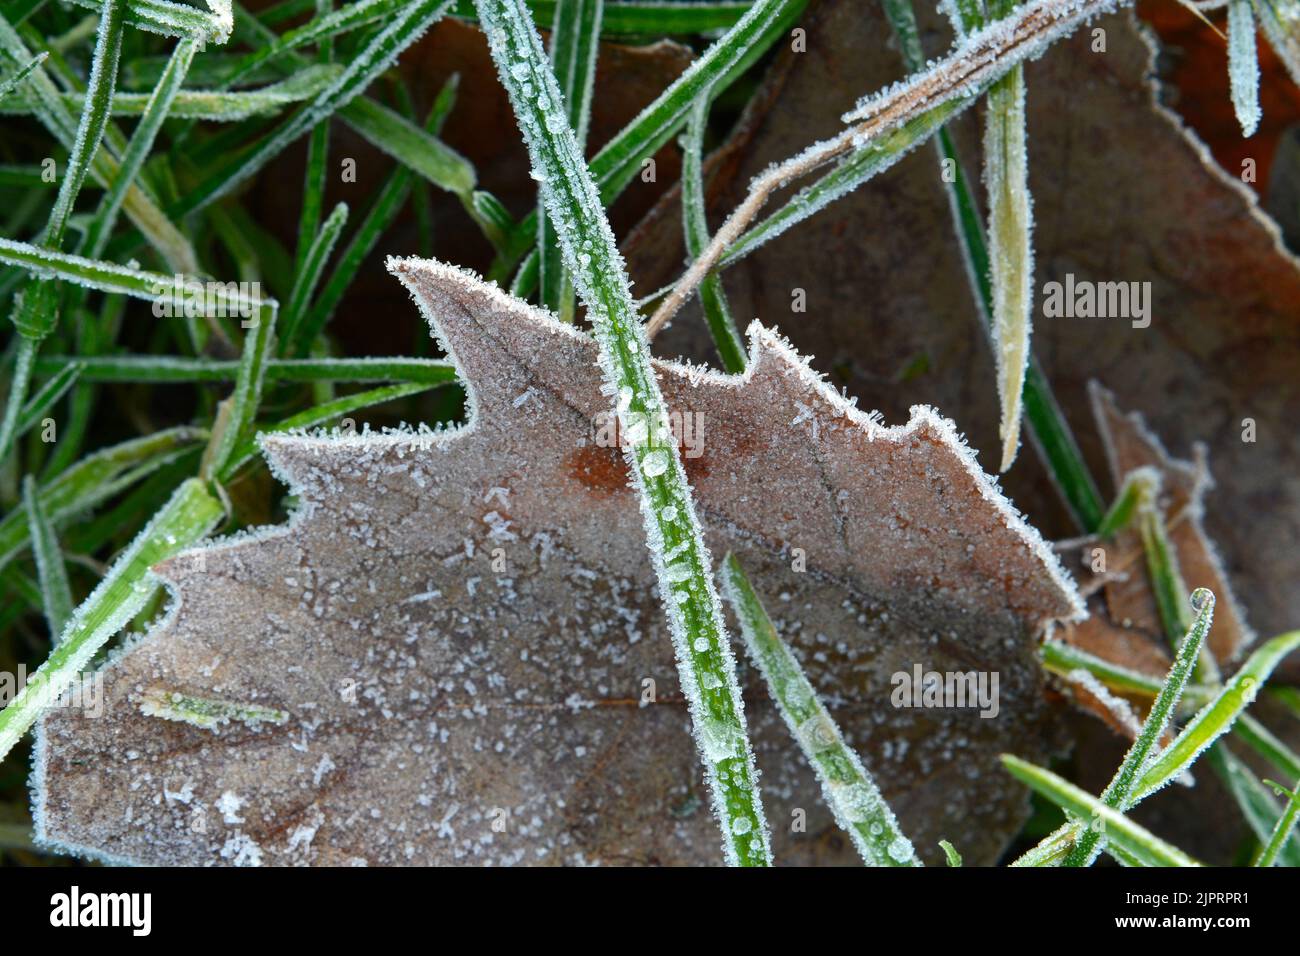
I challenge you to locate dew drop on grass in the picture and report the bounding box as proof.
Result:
[642,449,670,477]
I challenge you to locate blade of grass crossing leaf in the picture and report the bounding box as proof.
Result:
[682,95,746,373]
[1064,588,1214,866]
[938,840,962,866]
[1254,777,1300,866]
[538,0,602,318]
[719,96,971,269]
[1228,0,1262,136]
[721,554,919,865]
[0,478,224,764]
[1133,629,1300,801]
[1002,755,1201,866]
[1040,639,1214,706]
[22,475,74,640]
[475,0,770,865]
[281,202,348,354]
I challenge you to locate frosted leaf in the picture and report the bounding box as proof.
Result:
[34,261,1081,866]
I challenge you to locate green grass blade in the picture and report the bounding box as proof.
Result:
[81,35,198,260]
[15,360,82,441]
[0,237,272,315]
[203,301,279,482]
[281,201,348,354]
[0,477,224,765]
[221,0,408,87]
[938,840,962,866]
[1235,713,1300,780]
[1254,777,1300,866]
[0,49,46,101]
[40,0,127,252]
[721,554,920,865]
[1002,755,1202,866]
[475,0,770,865]
[63,0,232,42]
[1096,466,1157,537]
[1133,630,1300,802]
[1065,588,1215,866]
[22,474,74,640]
[538,0,602,318]
[682,95,746,373]
[32,354,457,385]
[296,3,334,278]
[1206,745,1300,866]
[0,65,345,119]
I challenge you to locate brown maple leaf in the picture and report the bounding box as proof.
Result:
[33,260,1081,866]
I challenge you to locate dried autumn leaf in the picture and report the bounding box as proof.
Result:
[33,259,1080,866]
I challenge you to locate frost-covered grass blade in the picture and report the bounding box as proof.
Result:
[983,0,1034,473]
[1064,589,1215,866]
[475,0,771,865]
[1001,755,1202,866]
[721,554,920,866]
[682,95,746,373]
[1228,0,1262,136]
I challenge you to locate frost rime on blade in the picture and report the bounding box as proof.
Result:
[33,262,1083,866]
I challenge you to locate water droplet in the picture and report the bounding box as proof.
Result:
[642,450,670,477]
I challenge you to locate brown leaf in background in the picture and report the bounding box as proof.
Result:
[34,260,1080,866]
[625,1,1300,653]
